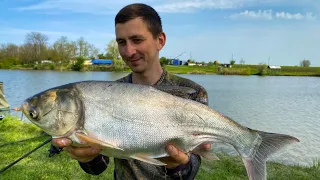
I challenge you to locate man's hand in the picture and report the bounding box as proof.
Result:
[161,143,211,168]
[51,138,101,163]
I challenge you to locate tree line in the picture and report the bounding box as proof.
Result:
[0,32,104,67]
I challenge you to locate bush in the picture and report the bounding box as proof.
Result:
[49,63,55,70]
[257,63,268,76]
[160,57,169,66]
[0,57,19,69]
[71,57,85,71]
[112,58,125,71]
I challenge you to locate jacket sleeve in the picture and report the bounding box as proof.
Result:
[165,153,202,180]
[78,154,110,175]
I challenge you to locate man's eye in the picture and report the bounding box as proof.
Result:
[133,39,142,44]
[117,41,125,46]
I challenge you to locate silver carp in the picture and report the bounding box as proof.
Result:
[20,81,299,180]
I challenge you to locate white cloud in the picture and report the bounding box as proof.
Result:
[228,10,317,20]
[275,12,316,20]
[153,0,243,13]
[229,10,273,20]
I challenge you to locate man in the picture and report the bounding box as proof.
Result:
[52,3,210,180]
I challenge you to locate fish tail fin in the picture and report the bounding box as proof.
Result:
[242,131,299,180]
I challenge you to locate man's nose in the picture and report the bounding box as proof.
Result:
[124,43,137,57]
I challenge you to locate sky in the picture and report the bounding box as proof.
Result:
[0,0,319,66]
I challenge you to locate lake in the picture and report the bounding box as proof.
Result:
[0,69,319,167]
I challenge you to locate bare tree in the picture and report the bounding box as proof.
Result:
[53,36,71,63]
[25,32,49,60]
[68,41,78,60]
[77,37,90,58]
[105,39,120,60]
[0,43,20,58]
[105,39,124,70]
[88,44,100,59]
[19,43,34,63]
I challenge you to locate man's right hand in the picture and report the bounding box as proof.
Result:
[51,138,101,163]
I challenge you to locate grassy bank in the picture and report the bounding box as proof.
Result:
[165,65,320,77]
[1,116,319,179]
[164,65,218,74]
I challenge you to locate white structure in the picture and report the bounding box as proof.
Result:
[268,65,281,69]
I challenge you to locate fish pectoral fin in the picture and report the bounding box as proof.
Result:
[130,154,167,166]
[75,132,124,151]
[192,145,219,160]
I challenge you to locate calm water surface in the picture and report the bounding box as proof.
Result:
[0,69,319,166]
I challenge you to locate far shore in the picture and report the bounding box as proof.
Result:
[1,64,320,77]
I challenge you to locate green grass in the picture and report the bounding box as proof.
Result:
[1,116,319,179]
[164,64,320,77]
[275,66,320,76]
[164,65,218,74]
[198,155,320,180]
[0,116,113,179]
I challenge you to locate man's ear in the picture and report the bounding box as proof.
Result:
[157,32,166,51]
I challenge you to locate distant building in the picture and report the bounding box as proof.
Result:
[220,63,232,68]
[169,59,183,66]
[41,60,53,64]
[84,60,93,65]
[268,65,281,70]
[91,59,113,65]
[186,62,196,66]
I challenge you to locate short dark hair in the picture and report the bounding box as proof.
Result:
[115,3,163,39]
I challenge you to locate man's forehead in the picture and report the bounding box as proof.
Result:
[115,19,150,39]
[116,34,145,41]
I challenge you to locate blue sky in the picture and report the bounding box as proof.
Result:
[0,0,319,66]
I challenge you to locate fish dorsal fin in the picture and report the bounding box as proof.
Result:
[153,85,196,98]
[75,132,124,151]
[130,154,167,166]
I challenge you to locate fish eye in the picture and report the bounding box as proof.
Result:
[29,109,38,119]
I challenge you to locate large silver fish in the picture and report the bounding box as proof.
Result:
[20,81,299,180]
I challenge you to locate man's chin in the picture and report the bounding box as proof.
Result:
[130,66,146,73]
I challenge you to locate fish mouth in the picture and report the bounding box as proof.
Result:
[21,101,39,121]
[21,101,29,116]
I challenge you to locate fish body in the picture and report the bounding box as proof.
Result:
[21,81,299,180]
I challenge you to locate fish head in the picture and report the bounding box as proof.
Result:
[21,84,83,137]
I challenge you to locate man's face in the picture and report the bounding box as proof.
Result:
[115,17,165,73]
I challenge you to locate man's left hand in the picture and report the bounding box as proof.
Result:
[160,143,211,168]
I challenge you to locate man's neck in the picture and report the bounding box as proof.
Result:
[132,66,163,85]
